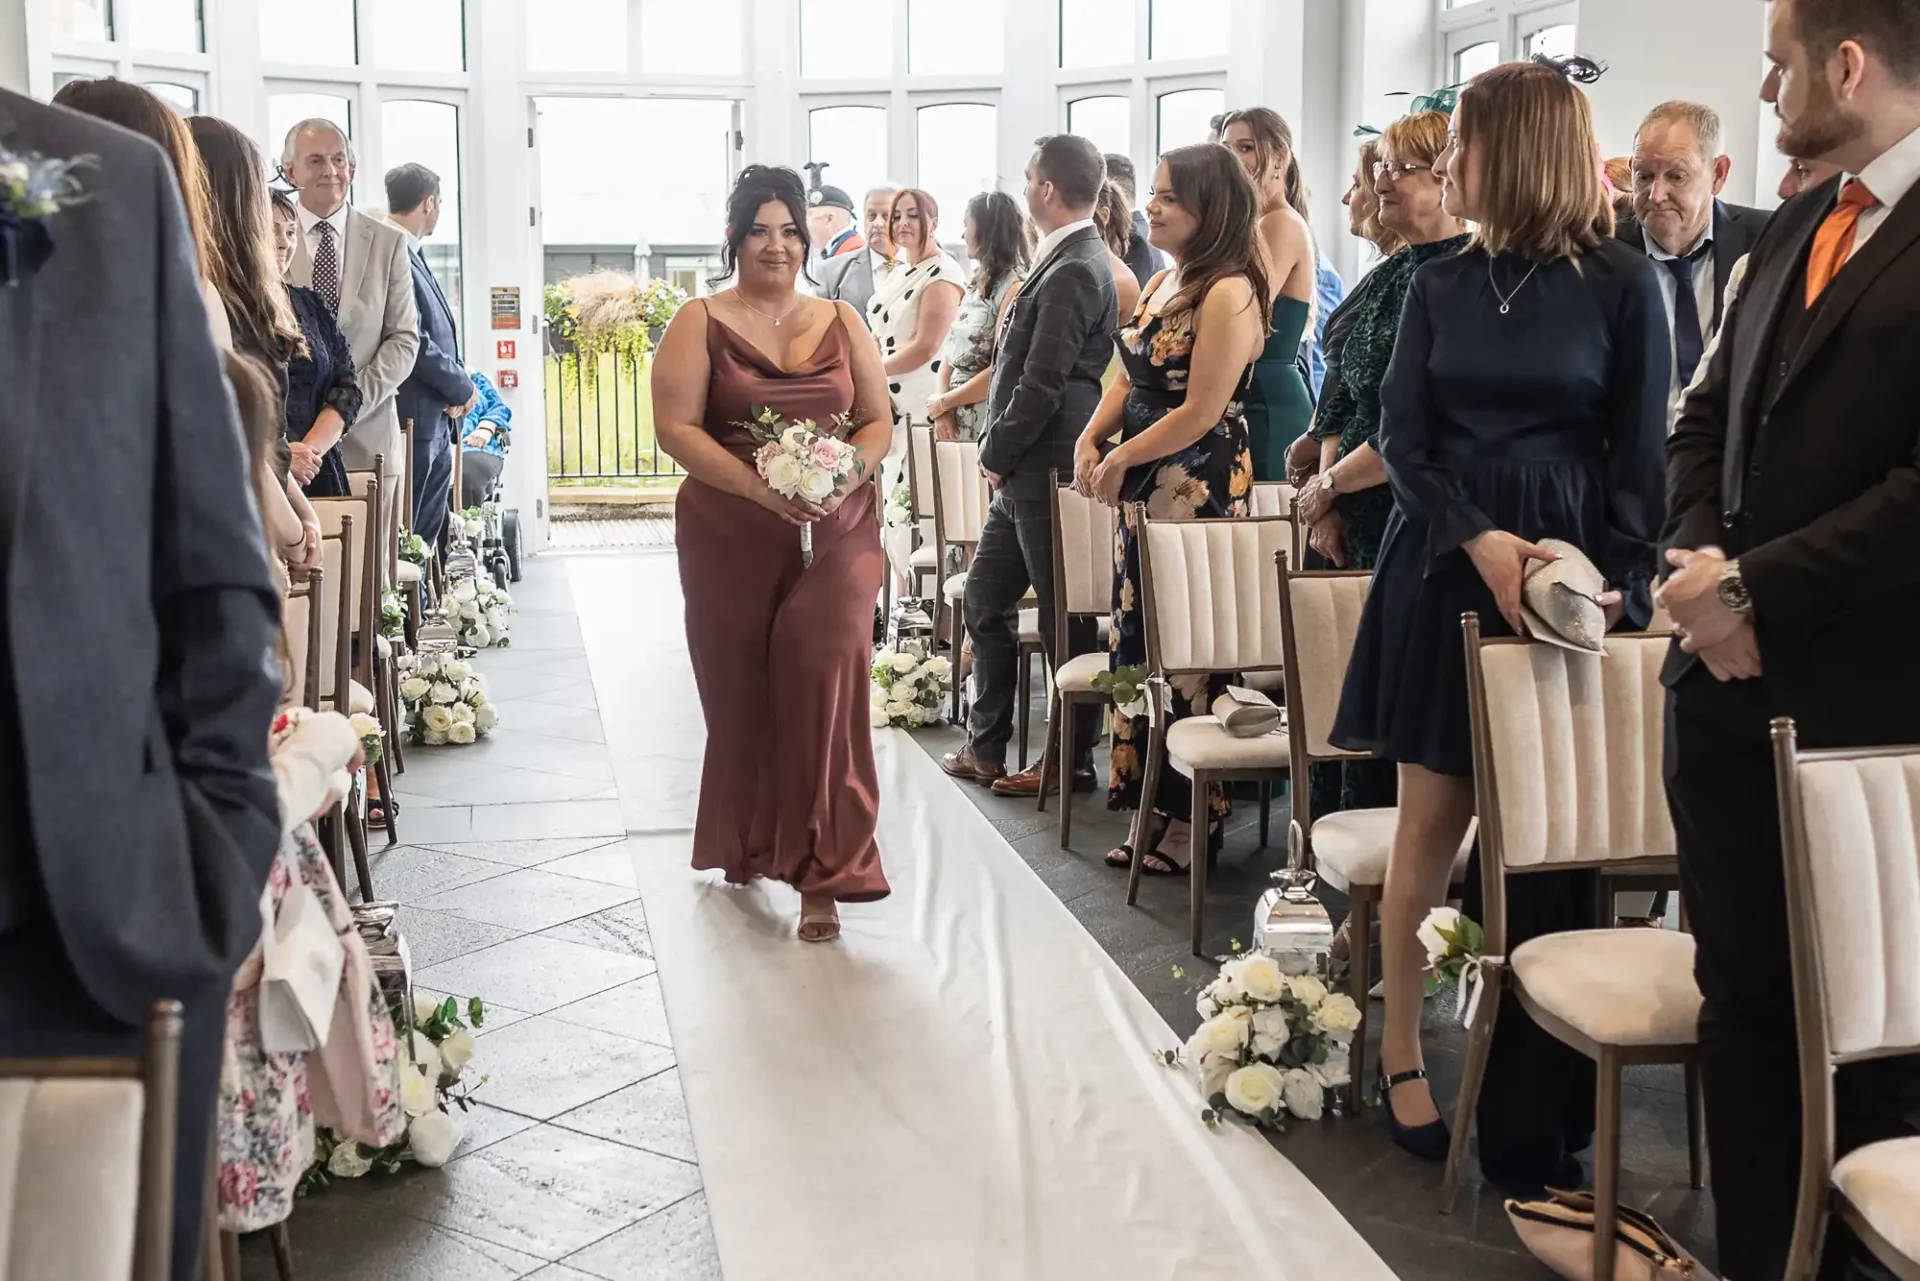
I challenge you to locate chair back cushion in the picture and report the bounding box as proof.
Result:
[316,537,349,703]
[1056,486,1117,616]
[1142,516,1289,672]
[933,440,988,544]
[312,496,373,635]
[1794,752,1920,1058]
[1285,573,1372,756]
[283,589,312,709]
[1478,635,1673,868]
[1251,481,1296,519]
[909,423,936,521]
[0,1079,144,1281]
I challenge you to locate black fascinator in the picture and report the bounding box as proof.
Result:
[1532,53,1607,84]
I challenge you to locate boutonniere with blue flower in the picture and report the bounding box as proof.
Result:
[0,146,93,287]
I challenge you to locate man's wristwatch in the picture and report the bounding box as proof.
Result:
[1716,559,1752,615]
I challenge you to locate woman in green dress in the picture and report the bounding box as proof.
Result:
[1218,107,1318,481]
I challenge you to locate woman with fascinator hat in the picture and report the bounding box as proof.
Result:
[1327,54,1670,1190]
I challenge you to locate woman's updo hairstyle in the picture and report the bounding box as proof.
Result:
[712,164,813,287]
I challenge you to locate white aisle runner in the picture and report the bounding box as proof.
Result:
[571,554,1394,1281]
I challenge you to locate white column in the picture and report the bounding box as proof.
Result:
[1001,0,1054,192]
[467,0,549,554]
[2,0,35,95]
[745,0,793,166]
[207,0,266,140]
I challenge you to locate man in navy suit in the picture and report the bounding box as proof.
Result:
[386,162,475,549]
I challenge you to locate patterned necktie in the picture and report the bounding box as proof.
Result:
[1805,179,1878,307]
[312,219,341,315]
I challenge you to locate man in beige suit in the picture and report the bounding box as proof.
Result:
[281,119,418,482]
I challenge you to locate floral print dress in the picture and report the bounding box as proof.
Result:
[1107,292,1255,826]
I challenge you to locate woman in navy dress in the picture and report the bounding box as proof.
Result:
[1330,58,1669,1190]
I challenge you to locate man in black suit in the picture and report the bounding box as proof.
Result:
[1104,152,1164,289]
[387,162,476,550]
[0,88,283,1279]
[943,135,1117,794]
[1658,2,1920,1274]
[1618,101,1771,424]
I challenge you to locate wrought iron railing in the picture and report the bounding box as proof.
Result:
[544,351,685,484]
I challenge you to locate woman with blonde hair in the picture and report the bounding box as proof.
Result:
[1329,57,1668,1190]
[1216,107,1318,479]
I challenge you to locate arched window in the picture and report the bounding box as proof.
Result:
[383,99,464,336]
[915,103,998,241]
[809,106,891,214]
[1155,87,1224,155]
[145,81,200,114]
[1067,96,1132,161]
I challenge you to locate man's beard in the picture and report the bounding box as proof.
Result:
[1779,72,1865,161]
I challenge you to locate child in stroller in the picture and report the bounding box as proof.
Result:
[456,371,522,585]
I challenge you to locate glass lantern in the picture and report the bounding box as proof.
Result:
[1255,821,1335,977]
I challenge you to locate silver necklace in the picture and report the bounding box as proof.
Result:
[1487,257,1542,315]
[738,293,805,327]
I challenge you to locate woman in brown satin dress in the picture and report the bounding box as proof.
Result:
[653,165,895,942]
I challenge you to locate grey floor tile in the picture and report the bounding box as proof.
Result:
[466,1014,675,1120]
[396,905,525,969]
[371,846,515,903]
[503,613,586,651]
[390,803,475,844]
[242,1191,547,1281]
[484,666,597,705]
[454,1101,544,1155]
[563,1192,722,1281]
[521,1267,604,1281]
[425,835,627,869]
[468,799,626,841]
[391,788,461,810]
[538,902,655,961]
[411,766,613,807]
[538,839,646,889]
[417,934,655,1014]
[493,699,606,743]
[553,1067,695,1162]
[519,679,601,711]
[413,987,534,1035]
[548,974,671,1048]
[387,1126,703,1260]
[416,867,639,933]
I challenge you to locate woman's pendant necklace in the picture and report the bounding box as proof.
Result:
[1487,257,1542,315]
[740,294,804,327]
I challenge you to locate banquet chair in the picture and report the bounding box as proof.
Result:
[1124,507,1294,955]
[1442,615,1705,1277]
[396,418,425,646]
[0,1000,183,1281]
[1035,474,1117,846]
[324,472,399,848]
[310,516,378,903]
[1772,721,1920,1281]
[1275,552,1474,1112]
[904,422,940,602]
[281,577,323,713]
[347,464,408,779]
[929,439,1043,732]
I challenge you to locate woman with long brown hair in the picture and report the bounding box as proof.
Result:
[1330,57,1667,1189]
[1073,142,1268,876]
[1217,107,1318,479]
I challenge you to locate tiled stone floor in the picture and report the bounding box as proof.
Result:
[237,554,722,1281]
[248,546,1716,1280]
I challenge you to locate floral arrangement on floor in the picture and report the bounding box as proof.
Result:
[398,530,429,568]
[1091,663,1153,719]
[379,587,406,641]
[398,651,497,746]
[884,480,913,528]
[870,647,951,729]
[1159,949,1362,1130]
[447,503,498,547]
[741,407,864,568]
[303,994,487,1190]
[448,575,512,650]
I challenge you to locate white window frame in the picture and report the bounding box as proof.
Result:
[1054,0,1226,184]
[1434,0,1577,85]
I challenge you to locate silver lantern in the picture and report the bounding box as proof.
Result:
[1254,821,1335,977]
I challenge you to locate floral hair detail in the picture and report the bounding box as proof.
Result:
[1532,53,1607,84]
[1353,83,1464,138]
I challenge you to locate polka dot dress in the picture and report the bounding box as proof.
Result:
[867,251,964,425]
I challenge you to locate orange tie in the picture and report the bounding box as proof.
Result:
[1805,179,1879,306]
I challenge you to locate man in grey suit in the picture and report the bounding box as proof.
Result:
[0,87,284,1278]
[282,119,420,485]
[816,183,899,316]
[943,135,1116,795]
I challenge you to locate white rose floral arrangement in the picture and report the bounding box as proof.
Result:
[398,651,498,747]
[883,480,912,528]
[304,994,487,1190]
[447,576,512,650]
[1159,949,1363,1130]
[870,647,951,729]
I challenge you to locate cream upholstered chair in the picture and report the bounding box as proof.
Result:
[347,464,409,779]
[312,521,375,902]
[929,440,1042,733]
[1442,615,1705,1273]
[1773,721,1920,1281]
[1124,508,1294,955]
[1275,553,1475,1111]
[1036,475,1118,846]
[320,473,398,851]
[0,1001,182,1281]
[282,578,323,713]
[901,422,940,600]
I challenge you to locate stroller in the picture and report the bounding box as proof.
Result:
[450,371,522,589]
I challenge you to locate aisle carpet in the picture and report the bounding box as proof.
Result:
[572,552,1394,1280]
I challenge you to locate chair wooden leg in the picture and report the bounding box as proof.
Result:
[948,605,964,727]
[1440,974,1503,1213]
[219,1232,241,1281]
[1190,772,1209,957]
[323,805,347,897]
[1258,781,1271,849]
[1037,689,1058,815]
[1059,697,1077,848]
[1347,888,1375,1115]
[373,753,399,847]
[1684,1057,1707,1190]
[1125,723,1165,907]
[345,787,374,903]
[1017,649,1031,772]
[1593,1046,1622,1280]
[270,1220,297,1281]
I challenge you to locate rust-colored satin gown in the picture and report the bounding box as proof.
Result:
[676,305,890,902]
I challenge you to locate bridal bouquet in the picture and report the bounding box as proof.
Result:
[870,646,951,728]
[397,651,497,746]
[741,407,865,568]
[1160,950,1362,1130]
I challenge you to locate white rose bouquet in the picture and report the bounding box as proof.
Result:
[1160,948,1361,1130]
[870,646,950,729]
[1417,905,1484,997]
[741,406,867,568]
[446,576,512,650]
[398,650,498,746]
[884,480,913,529]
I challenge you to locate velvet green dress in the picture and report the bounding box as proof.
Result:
[1244,295,1315,481]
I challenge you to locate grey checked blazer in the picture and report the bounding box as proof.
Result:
[979,226,1117,498]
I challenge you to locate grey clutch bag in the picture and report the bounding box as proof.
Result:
[1519,539,1608,654]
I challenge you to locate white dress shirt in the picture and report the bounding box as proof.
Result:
[296,201,350,256]
[1642,222,1716,427]
[1847,120,1920,258]
[1030,217,1097,276]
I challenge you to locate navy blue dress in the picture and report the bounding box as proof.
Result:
[1330,240,1670,777]
[283,284,362,499]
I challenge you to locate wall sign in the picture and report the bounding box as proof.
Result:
[496,339,517,360]
[490,286,522,331]
[498,370,520,389]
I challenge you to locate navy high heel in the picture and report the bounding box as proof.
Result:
[1379,1068,1451,1163]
